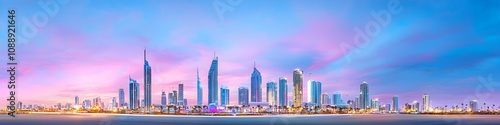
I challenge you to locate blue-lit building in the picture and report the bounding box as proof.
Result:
[220,86,230,106]
[278,77,288,107]
[333,92,342,105]
[197,68,203,106]
[119,89,125,107]
[359,82,370,109]
[392,95,399,112]
[238,87,249,105]
[208,55,218,105]
[307,80,322,106]
[143,48,152,111]
[129,77,140,109]
[251,62,262,102]
[267,81,277,106]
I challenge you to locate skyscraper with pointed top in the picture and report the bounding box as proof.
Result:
[251,62,262,102]
[208,52,218,105]
[197,67,203,106]
[144,48,152,111]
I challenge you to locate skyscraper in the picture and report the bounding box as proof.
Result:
[143,48,152,111]
[173,90,178,105]
[293,68,304,107]
[208,54,218,105]
[470,100,478,112]
[307,80,322,106]
[422,94,430,112]
[197,67,203,106]
[119,89,125,107]
[392,95,399,112]
[178,83,184,105]
[321,93,330,105]
[371,98,379,111]
[360,81,369,109]
[278,77,288,107]
[333,92,341,105]
[129,77,140,109]
[267,81,278,106]
[251,62,262,102]
[168,92,173,105]
[161,91,167,106]
[354,96,360,109]
[220,86,230,106]
[75,96,79,105]
[238,87,249,105]
[111,97,117,109]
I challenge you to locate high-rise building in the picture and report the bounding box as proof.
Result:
[168,92,173,105]
[470,100,478,112]
[119,89,125,107]
[321,93,330,105]
[208,54,219,105]
[422,94,430,112]
[197,67,203,106]
[173,90,178,105]
[359,81,370,109]
[251,62,262,102]
[411,101,420,112]
[392,95,399,112]
[333,92,342,105]
[267,81,278,106]
[178,83,184,105]
[278,77,288,107]
[17,101,22,109]
[220,86,230,106]
[293,68,304,107]
[75,96,79,105]
[83,100,91,109]
[129,77,140,109]
[371,98,379,111]
[161,91,167,106]
[111,97,117,109]
[354,96,360,109]
[307,80,322,106]
[143,48,152,111]
[238,87,249,105]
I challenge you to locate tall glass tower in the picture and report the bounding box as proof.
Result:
[129,77,140,110]
[178,83,184,105]
[220,86,230,106]
[359,81,369,109]
[307,80,322,106]
[251,62,262,102]
[238,87,249,105]
[267,81,278,106]
[392,95,399,112]
[208,54,218,105]
[119,89,125,107]
[143,48,152,111]
[161,91,166,106]
[293,68,303,107]
[333,92,341,105]
[197,68,203,106]
[278,77,288,107]
[422,94,430,112]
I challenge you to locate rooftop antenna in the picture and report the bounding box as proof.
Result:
[254,61,256,68]
[144,47,146,60]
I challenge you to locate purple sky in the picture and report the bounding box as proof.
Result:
[1,0,500,108]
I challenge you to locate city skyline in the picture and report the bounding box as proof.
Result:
[2,0,500,109]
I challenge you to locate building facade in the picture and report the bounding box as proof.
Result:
[359,82,369,109]
[278,77,288,107]
[251,63,262,102]
[208,55,219,105]
[143,48,152,111]
[220,86,230,106]
[238,87,249,105]
[293,68,304,107]
[129,77,140,109]
[267,81,278,106]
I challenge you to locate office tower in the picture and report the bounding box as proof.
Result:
[179,83,184,105]
[129,77,140,109]
[251,62,262,102]
[184,99,188,106]
[307,80,322,106]
[197,67,203,106]
[321,93,330,105]
[371,98,379,111]
[111,97,117,109]
[208,54,219,105]
[392,95,399,112]
[359,81,369,109]
[354,96,360,109]
[17,101,22,109]
[168,92,173,105]
[238,87,249,105]
[470,100,478,112]
[83,100,91,109]
[386,104,391,112]
[75,96,79,105]
[411,101,420,112]
[220,86,230,106]
[422,94,430,112]
[333,92,342,105]
[143,48,152,111]
[119,89,125,107]
[161,91,167,106]
[173,90,178,105]
[293,68,304,107]
[278,77,288,107]
[267,81,278,106]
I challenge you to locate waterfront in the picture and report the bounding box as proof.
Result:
[2,114,500,125]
